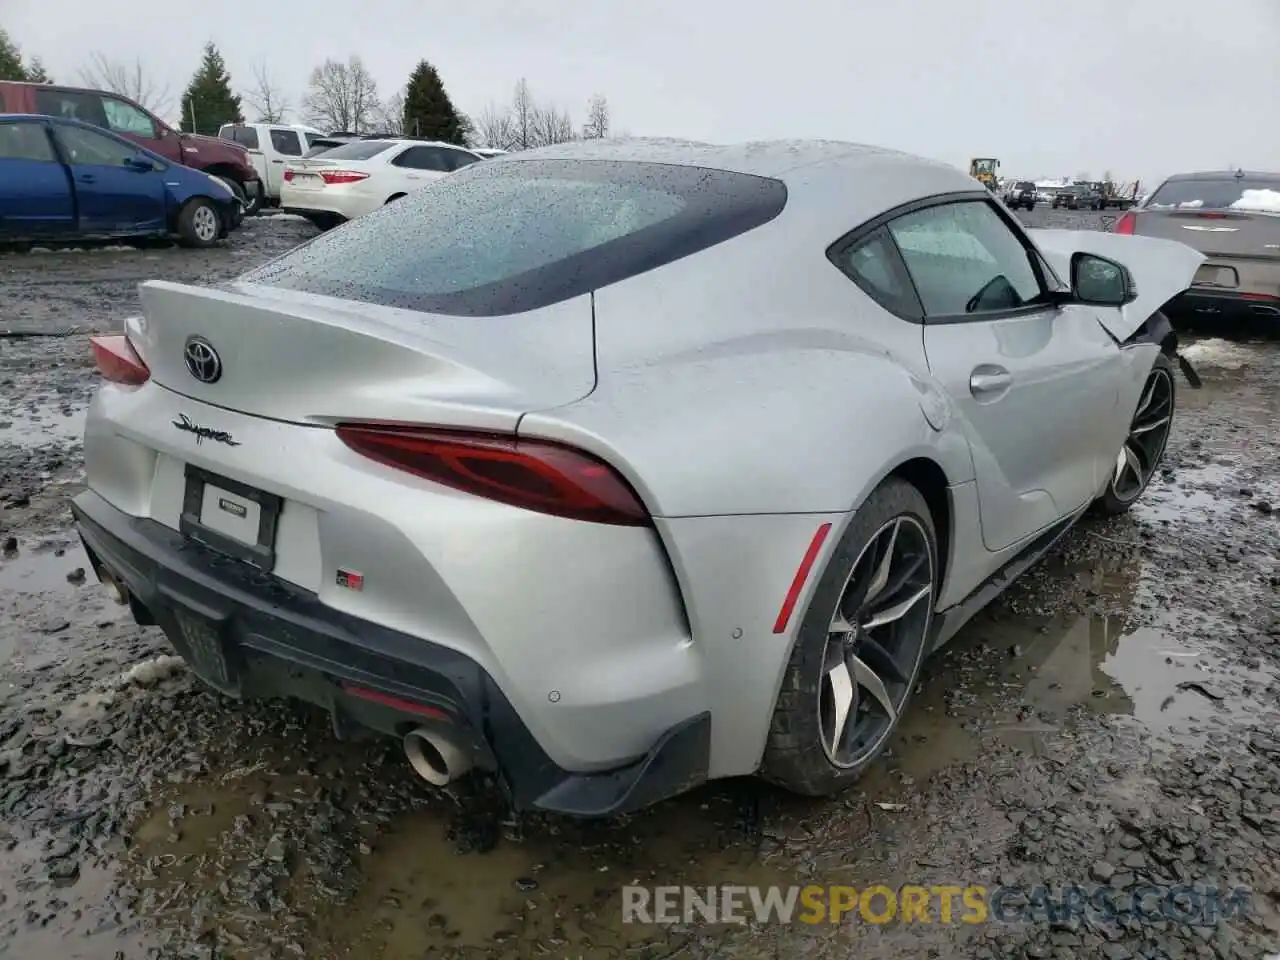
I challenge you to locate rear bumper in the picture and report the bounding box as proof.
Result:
[1168,290,1280,323]
[70,489,711,817]
[281,206,348,225]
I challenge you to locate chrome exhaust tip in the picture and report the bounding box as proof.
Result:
[403,727,472,787]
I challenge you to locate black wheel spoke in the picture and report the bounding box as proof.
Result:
[820,513,934,769]
[856,634,909,685]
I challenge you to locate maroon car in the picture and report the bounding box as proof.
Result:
[0,80,262,214]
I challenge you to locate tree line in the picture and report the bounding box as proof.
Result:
[1,29,614,149]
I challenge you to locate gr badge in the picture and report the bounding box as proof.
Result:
[336,568,364,591]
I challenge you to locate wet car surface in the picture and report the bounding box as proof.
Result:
[0,209,1277,959]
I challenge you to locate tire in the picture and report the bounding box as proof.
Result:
[216,176,261,216]
[762,477,937,796]
[176,198,222,248]
[1093,351,1176,516]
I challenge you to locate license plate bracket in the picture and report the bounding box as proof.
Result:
[180,465,282,571]
[170,605,239,694]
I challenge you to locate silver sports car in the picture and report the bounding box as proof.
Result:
[72,139,1204,817]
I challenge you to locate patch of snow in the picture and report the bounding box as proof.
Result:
[1179,338,1260,371]
[1229,188,1280,213]
[115,654,186,688]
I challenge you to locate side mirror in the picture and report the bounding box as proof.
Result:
[124,155,155,172]
[1070,252,1135,306]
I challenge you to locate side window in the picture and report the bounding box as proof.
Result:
[269,129,302,156]
[392,146,449,171]
[54,125,139,167]
[442,149,479,171]
[221,126,260,149]
[887,200,1045,318]
[33,89,109,129]
[0,122,56,162]
[830,227,921,319]
[100,98,156,138]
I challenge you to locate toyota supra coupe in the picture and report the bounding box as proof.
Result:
[72,138,1205,817]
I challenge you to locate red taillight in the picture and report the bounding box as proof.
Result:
[90,334,149,386]
[283,169,294,182]
[335,424,650,526]
[1114,212,1136,235]
[1239,292,1280,302]
[319,170,369,185]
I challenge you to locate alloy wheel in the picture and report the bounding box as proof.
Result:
[818,515,934,769]
[193,206,219,243]
[1111,365,1174,502]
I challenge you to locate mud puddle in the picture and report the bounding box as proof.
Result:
[108,570,1272,958]
[0,540,89,595]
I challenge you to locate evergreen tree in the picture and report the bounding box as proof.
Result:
[179,42,242,135]
[25,57,52,83]
[401,59,465,144]
[0,29,25,82]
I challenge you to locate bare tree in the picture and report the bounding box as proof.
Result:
[375,90,405,136]
[476,78,583,151]
[510,78,536,150]
[582,94,609,139]
[243,61,288,123]
[302,56,380,134]
[532,103,575,146]
[78,52,171,114]
[474,101,516,150]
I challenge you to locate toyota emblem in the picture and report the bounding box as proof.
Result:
[183,336,222,384]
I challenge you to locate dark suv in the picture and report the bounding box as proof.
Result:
[1003,180,1038,210]
[1053,183,1104,211]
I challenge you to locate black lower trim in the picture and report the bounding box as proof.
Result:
[1168,290,1280,324]
[929,507,1083,651]
[70,493,710,817]
[281,207,348,227]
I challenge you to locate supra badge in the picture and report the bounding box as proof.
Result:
[172,413,240,447]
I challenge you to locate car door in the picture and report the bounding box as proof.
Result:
[0,119,75,238]
[389,145,452,192]
[96,94,170,155]
[888,196,1124,551]
[266,128,304,197]
[51,123,166,234]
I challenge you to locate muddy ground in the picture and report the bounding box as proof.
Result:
[0,209,1277,960]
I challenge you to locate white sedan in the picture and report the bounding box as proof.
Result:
[280,138,488,229]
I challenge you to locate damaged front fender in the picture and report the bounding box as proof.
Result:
[1029,228,1204,388]
[1029,228,1205,340]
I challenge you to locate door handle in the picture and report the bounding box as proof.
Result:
[78,174,96,183]
[969,366,1013,399]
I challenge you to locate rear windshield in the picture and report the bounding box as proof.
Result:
[308,140,394,161]
[303,139,346,157]
[218,125,259,150]
[241,159,788,316]
[1147,178,1280,214]
[1015,182,1035,190]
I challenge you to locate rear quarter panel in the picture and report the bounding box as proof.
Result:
[520,194,976,519]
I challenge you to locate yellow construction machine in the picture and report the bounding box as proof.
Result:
[969,158,1000,191]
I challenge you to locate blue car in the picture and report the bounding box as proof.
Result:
[0,114,242,248]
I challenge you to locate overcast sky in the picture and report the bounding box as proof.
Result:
[6,0,1277,187]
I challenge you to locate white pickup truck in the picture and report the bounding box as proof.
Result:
[217,123,328,211]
